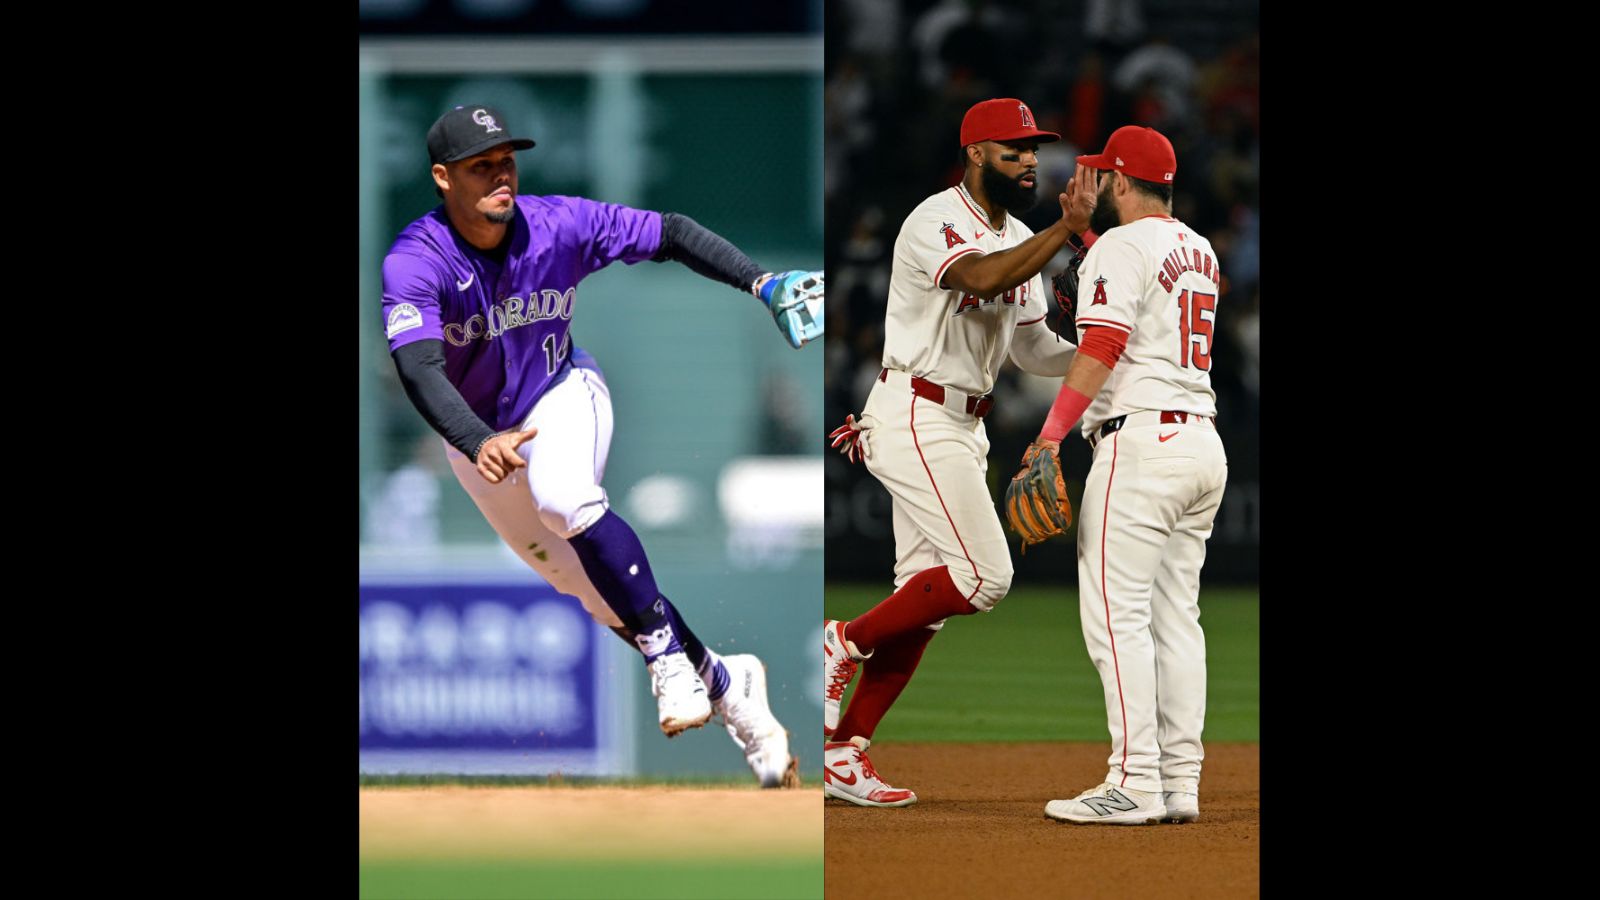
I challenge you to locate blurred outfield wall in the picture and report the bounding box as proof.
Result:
[359,37,824,777]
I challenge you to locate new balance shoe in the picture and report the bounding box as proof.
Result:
[824,620,868,737]
[1044,783,1166,825]
[822,736,916,808]
[716,654,799,788]
[648,651,712,737]
[1161,791,1199,823]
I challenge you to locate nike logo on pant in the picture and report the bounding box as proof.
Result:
[1158,432,1178,442]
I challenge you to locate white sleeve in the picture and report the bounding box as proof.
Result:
[1073,232,1145,335]
[1008,315,1077,376]
[901,205,985,290]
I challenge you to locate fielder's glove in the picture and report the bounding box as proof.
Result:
[1004,439,1073,550]
[1051,245,1086,336]
[829,413,869,463]
[759,270,825,349]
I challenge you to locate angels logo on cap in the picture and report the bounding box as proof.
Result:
[1076,125,1177,185]
[1019,103,1035,129]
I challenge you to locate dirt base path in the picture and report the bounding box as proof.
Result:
[361,787,821,861]
[824,742,1259,899]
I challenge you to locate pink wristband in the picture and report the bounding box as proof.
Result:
[1040,385,1093,443]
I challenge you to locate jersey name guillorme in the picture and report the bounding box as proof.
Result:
[1075,215,1220,435]
[381,195,661,430]
[883,187,1047,397]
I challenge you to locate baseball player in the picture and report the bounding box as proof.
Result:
[380,105,824,787]
[1007,125,1227,825]
[822,98,1097,807]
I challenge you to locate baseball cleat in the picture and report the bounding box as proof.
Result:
[716,654,800,788]
[1044,783,1166,825]
[1161,791,1199,824]
[823,620,867,737]
[822,736,916,807]
[648,651,712,737]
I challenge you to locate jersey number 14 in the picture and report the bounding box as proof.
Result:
[543,331,572,376]
[1176,289,1216,371]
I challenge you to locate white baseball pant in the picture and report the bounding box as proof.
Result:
[860,372,1014,620]
[1076,411,1227,795]
[445,360,622,629]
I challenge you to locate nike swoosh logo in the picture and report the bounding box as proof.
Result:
[1159,432,1178,442]
[457,272,475,291]
[825,768,857,786]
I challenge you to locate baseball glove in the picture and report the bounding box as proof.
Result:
[764,270,825,349]
[1051,244,1086,336]
[1004,439,1073,550]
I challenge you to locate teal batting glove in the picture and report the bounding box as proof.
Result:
[758,270,825,349]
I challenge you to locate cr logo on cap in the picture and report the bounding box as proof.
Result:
[472,109,504,134]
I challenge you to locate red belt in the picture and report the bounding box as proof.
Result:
[879,368,994,418]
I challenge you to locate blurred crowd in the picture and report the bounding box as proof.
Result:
[824,0,1259,577]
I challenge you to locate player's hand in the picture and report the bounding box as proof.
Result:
[760,270,825,349]
[476,427,538,484]
[1061,164,1097,235]
[829,413,870,463]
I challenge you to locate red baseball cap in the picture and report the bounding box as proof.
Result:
[959,98,1059,147]
[1076,125,1176,184]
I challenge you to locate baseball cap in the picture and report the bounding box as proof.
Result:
[426,105,536,165]
[1076,125,1176,184]
[959,98,1060,147]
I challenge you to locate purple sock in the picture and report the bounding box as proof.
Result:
[569,509,684,662]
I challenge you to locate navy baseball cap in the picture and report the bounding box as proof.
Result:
[426,105,535,164]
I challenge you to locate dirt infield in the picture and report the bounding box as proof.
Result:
[824,742,1259,899]
[361,787,821,861]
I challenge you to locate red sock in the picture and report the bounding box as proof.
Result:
[833,626,938,743]
[845,565,975,653]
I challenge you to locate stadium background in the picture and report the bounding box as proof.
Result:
[822,1,1260,896]
[359,2,824,898]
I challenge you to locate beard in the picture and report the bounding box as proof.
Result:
[485,206,517,225]
[1088,179,1120,235]
[980,164,1040,215]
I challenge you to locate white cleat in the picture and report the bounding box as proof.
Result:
[822,736,916,808]
[1044,783,1167,825]
[649,651,712,737]
[717,654,799,788]
[1161,791,1199,824]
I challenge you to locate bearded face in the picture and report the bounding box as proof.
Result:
[1088,171,1121,235]
[980,158,1040,215]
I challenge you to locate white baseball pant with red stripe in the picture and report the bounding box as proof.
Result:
[860,375,1013,618]
[1076,411,1227,794]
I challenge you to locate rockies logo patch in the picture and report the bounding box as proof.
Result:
[387,303,423,338]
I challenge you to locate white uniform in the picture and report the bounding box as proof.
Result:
[1072,214,1229,797]
[860,186,1075,614]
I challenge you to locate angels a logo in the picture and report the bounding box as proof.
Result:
[1019,103,1035,129]
[471,109,504,134]
[1091,275,1108,306]
[940,222,966,249]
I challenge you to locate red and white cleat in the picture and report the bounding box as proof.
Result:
[822,736,917,808]
[823,619,867,737]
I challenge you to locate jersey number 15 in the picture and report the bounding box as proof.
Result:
[1176,289,1216,371]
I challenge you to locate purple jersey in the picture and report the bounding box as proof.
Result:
[381,195,662,430]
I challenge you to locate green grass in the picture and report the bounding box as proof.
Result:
[359,859,820,900]
[824,585,1258,742]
